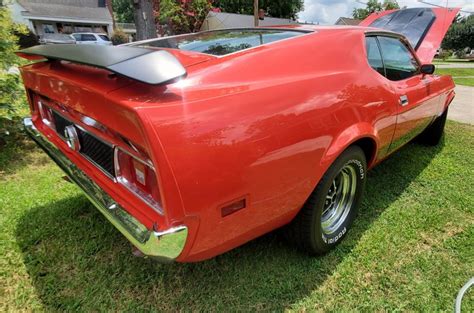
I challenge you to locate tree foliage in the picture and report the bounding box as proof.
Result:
[441,14,474,52]
[0,7,28,142]
[352,0,399,20]
[112,0,134,23]
[213,0,304,19]
[160,0,212,34]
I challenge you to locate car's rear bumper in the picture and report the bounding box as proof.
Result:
[24,117,188,262]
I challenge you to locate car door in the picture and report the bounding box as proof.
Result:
[375,35,439,152]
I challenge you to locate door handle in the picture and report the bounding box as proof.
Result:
[399,95,409,106]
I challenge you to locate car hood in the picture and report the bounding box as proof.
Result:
[360,7,460,64]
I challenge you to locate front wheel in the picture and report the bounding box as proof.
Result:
[287,146,367,255]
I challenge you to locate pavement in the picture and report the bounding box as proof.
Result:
[436,63,474,69]
[448,85,474,125]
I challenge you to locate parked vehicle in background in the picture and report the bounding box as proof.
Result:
[39,34,76,45]
[17,7,459,263]
[72,33,112,46]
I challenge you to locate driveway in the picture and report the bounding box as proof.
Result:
[448,85,474,125]
[436,63,474,69]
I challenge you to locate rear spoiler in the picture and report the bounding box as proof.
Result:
[16,44,187,85]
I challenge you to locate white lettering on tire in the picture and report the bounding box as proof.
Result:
[322,227,347,244]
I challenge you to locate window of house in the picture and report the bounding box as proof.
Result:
[42,24,55,34]
[377,36,419,81]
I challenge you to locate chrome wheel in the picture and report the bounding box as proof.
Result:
[321,163,357,235]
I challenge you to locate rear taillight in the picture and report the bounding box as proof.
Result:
[37,100,55,129]
[114,148,163,214]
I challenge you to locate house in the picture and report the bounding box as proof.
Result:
[7,0,114,36]
[201,11,298,31]
[335,17,361,26]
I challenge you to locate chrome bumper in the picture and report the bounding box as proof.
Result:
[24,118,187,262]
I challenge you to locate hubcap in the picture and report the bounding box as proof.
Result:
[321,163,357,235]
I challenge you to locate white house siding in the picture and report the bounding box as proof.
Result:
[7,0,113,36]
[201,12,297,31]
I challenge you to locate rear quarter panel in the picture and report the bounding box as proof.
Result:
[112,29,399,261]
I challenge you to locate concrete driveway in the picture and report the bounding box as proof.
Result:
[436,63,474,69]
[448,85,474,125]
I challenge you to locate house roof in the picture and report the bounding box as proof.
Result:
[335,17,361,26]
[18,0,112,22]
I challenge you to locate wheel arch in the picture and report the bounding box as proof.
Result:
[321,123,379,171]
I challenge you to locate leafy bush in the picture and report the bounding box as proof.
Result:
[111,29,129,45]
[0,8,29,146]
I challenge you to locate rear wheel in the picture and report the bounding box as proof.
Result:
[287,146,367,255]
[417,108,448,146]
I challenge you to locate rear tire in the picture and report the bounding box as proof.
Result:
[417,108,448,146]
[286,146,367,255]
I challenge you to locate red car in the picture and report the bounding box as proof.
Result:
[18,7,459,262]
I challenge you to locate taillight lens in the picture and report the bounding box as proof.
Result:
[114,148,163,214]
[38,100,55,129]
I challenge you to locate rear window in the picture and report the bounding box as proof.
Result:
[134,29,309,56]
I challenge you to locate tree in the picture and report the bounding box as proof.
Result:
[353,0,399,20]
[112,0,134,23]
[132,0,157,40]
[159,0,212,34]
[441,14,474,53]
[213,0,304,20]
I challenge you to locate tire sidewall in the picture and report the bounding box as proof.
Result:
[311,147,367,252]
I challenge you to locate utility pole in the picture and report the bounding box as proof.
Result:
[254,0,259,27]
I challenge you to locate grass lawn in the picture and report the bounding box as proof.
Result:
[1,122,473,311]
[435,67,474,87]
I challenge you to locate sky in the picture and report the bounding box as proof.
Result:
[297,0,474,24]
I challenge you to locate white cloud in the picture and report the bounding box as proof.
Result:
[298,0,473,25]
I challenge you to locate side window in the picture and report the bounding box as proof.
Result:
[377,36,419,81]
[82,34,97,41]
[365,37,385,76]
[72,34,82,41]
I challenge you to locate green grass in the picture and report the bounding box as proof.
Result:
[1,122,473,311]
[435,67,474,87]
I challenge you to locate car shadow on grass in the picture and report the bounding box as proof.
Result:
[15,140,445,311]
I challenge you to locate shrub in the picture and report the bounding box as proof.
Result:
[0,8,29,146]
[111,29,129,45]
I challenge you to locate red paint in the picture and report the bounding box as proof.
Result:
[19,22,456,262]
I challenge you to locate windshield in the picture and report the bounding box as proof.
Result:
[133,29,309,56]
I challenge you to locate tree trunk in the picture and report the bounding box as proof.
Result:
[132,0,157,40]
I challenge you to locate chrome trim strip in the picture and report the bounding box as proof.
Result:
[24,118,188,262]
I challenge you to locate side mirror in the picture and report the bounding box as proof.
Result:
[420,64,435,75]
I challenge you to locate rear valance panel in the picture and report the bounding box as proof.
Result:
[17,44,187,85]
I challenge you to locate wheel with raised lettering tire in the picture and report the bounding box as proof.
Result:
[287,145,367,255]
[417,108,448,146]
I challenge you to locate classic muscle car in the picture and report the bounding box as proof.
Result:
[17,7,459,262]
